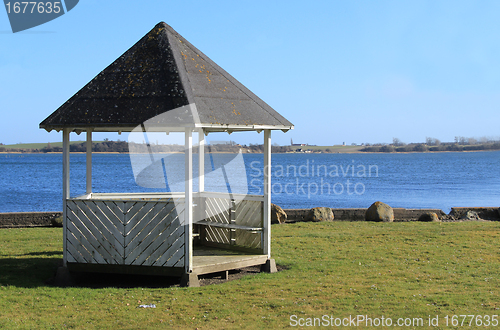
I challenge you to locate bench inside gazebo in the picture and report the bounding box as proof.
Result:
[40,22,293,287]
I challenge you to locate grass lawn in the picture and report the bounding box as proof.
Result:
[1,222,499,329]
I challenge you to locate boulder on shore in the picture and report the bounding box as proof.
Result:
[306,207,334,222]
[365,202,394,222]
[460,210,480,221]
[418,212,440,222]
[52,216,63,227]
[271,204,287,224]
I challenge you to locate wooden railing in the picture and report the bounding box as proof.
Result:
[64,191,265,269]
[65,196,185,267]
[195,192,264,251]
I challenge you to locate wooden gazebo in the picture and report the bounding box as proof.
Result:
[40,22,293,287]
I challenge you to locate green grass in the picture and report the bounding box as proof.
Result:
[1,222,499,329]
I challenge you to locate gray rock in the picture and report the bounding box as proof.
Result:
[418,212,440,222]
[365,202,394,222]
[271,204,287,224]
[306,207,334,222]
[461,210,480,220]
[51,216,63,227]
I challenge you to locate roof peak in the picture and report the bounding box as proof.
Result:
[40,22,293,133]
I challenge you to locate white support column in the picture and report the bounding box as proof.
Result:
[198,130,205,193]
[62,128,70,267]
[263,129,272,258]
[184,128,193,273]
[86,129,92,195]
[197,130,205,223]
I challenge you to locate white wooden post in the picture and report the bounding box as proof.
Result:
[184,128,193,273]
[62,128,70,267]
[197,130,205,223]
[86,129,92,195]
[263,129,271,258]
[198,130,205,193]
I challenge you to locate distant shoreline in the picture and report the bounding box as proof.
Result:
[1,148,499,155]
[2,140,500,154]
[2,138,500,155]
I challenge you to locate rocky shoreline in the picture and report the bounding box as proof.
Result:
[1,206,498,229]
[276,205,500,224]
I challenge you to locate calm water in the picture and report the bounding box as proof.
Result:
[0,151,498,213]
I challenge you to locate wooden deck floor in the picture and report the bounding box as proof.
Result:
[67,247,268,278]
[192,247,268,275]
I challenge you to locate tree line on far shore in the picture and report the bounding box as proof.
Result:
[1,136,499,153]
[0,141,293,154]
[0,141,131,153]
[361,136,500,153]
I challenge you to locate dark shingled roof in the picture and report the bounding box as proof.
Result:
[40,22,293,132]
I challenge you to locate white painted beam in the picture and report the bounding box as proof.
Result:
[184,128,193,273]
[198,130,205,193]
[86,130,92,195]
[62,128,70,267]
[263,129,271,258]
[197,130,206,225]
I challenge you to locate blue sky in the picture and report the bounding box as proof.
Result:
[1,0,499,146]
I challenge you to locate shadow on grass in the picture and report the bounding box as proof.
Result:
[16,251,62,257]
[52,265,275,289]
[0,256,61,288]
[0,253,285,289]
[65,270,183,288]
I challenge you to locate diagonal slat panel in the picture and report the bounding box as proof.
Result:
[93,201,124,236]
[76,201,124,252]
[123,201,138,215]
[124,201,147,228]
[215,198,231,224]
[236,200,262,228]
[66,204,99,264]
[65,244,78,263]
[124,202,169,253]
[66,235,89,263]
[65,197,189,268]
[66,220,94,263]
[205,197,230,224]
[114,201,126,216]
[154,231,185,266]
[106,201,126,237]
[135,213,182,266]
[125,203,179,264]
[84,201,124,251]
[235,230,261,249]
[205,226,230,244]
[125,202,159,242]
[67,203,114,264]
[200,197,263,247]
[165,244,185,267]
[235,199,251,221]
[235,200,255,224]
[235,200,263,249]
[70,202,122,263]
[247,201,263,226]
[146,221,184,266]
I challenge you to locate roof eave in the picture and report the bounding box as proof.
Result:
[40,123,294,134]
